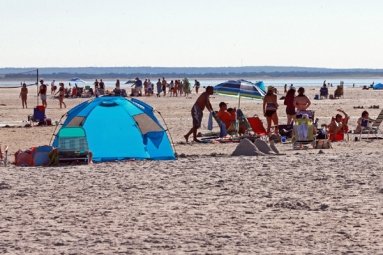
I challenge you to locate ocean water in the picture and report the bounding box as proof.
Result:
[0,78,380,88]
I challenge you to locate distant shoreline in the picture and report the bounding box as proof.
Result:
[1,75,382,82]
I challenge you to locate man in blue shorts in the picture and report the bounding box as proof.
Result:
[184,86,214,142]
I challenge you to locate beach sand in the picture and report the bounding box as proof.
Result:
[1,85,383,253]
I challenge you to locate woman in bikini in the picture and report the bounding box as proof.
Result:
[263,86,279,135]
[55,83,67,108]
[19,83,28,108]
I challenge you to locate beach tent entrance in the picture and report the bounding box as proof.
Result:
[52,96,175,162]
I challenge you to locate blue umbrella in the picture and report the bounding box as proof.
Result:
[214,79,266,133]
[214,79,266,109]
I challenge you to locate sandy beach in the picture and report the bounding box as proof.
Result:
[1,85,383,253]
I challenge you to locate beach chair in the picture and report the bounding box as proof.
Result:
[211,111,236,137]
[292,118,316,149]
[247,116,268,139]
[29,105,46,126]
[0,145,9,166]
[359,109,383,139]
[57,127,91,164]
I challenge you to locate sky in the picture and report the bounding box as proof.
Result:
[1,0,383,68]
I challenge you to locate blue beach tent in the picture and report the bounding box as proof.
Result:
[373,83,383,90]
[52,96,175,162]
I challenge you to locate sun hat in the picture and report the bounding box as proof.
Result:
[267,86,275,91]
[290,86,296,91]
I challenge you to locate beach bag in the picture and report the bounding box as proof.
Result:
[315,140,332,149]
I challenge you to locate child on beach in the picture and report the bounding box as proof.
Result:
[19,83,28,108]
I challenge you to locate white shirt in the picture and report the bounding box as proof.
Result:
[51,81,55,87]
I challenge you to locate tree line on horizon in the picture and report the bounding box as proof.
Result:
[2,71,383,80]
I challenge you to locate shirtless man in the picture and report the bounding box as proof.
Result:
[293,87,311,111]
[184,86,214,142]
[38,79,48,108]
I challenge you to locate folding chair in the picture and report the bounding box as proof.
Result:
[0,145,9,166]
[359,109,383,139]
[29,105,46,126]
[57,127,91,164]
[292,118,316,149]
[247,116,268,139]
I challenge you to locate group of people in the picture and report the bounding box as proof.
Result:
[19,79,77,109]
[131,77,201,98]
[184,84,372,143]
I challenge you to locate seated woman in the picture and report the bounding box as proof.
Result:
[355,110,371,133]
[327,109,349,141]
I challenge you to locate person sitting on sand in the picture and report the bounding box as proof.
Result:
[217,102,246,135]
[184,86,214,142]
[327,109,349,141]
[19,83,28,108]
[355,110,372,133]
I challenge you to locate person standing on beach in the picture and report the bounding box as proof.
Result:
[38,79,48,108]
[293,87,311,111]
[94,79,99,90]
[284,84,287,93]
[194,80,200,94]
[169,80,174,97]
[162,77,167,96]
[55,83,66,108]
[144,79,149,96]
[184,86,214,142]
[263,86,279,135]
[19,83,28,108]
[99,79,105,95]
[134,77,143,96]
[284,86,296,124]
[51,80,56,95]
[156,79,162,97]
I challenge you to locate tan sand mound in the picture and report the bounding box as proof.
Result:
[269,140,280,154]
[232,138,264,156]
[254,139,275,154]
